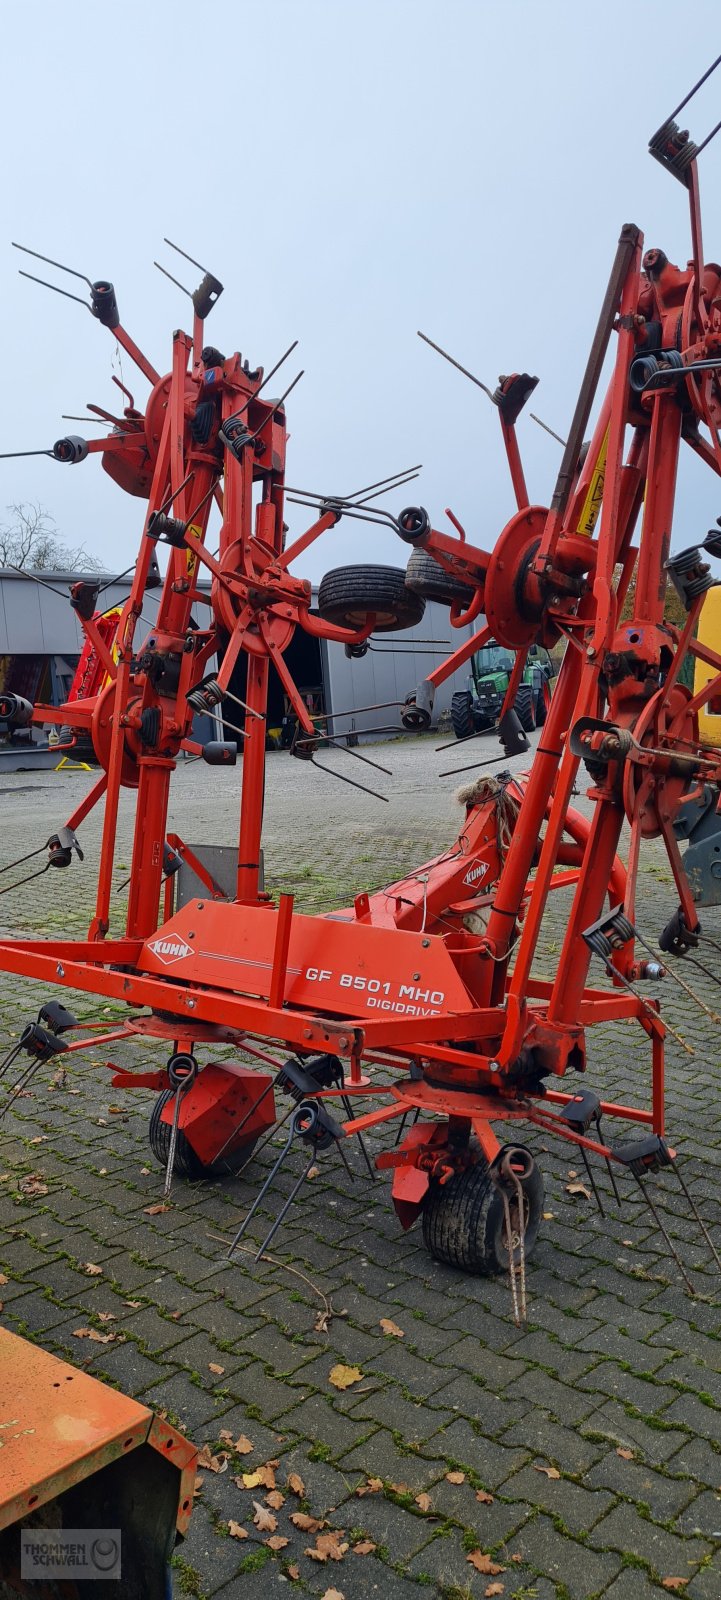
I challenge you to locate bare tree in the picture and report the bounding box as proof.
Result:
[0,503,104,573]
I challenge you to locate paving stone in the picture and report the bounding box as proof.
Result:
[581,1400,690,1466]
[339,1431,446,1492]
[664,1393,721,1442]
[426,1421,530,1488]
[587,1502,711,1574]
[687,1554,721,1599]
[498,1464,613,1535]
[504,1409,606,1474]
[585,1449,699,1521]
[666,1436,721,1487]
[500,1513,622,1598]
[347,1381,453,1445]
[505,1366,601,1426]
[601,1569,671,1600]
[281,1392,377,1457]
[508,1516,620,1593]
[406,1527,484,1585]
[678,1489,721,1538]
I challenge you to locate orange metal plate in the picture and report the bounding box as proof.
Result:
[0,1329,194,1532]
[140,901,475,1020]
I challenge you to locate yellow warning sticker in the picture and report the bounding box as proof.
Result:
[186,523,201,579]
[576,426,609,536]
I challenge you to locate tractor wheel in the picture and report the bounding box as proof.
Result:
[514,682,536,733]
[421,1150,544,1275]
[317,565,425,633]
[405,548,475,607]
[451,691,475,740]
[148,1090,259,1181]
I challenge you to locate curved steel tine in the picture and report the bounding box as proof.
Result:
[227,1116,297,1256]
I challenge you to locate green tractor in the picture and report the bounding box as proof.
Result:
[450,640,554,740]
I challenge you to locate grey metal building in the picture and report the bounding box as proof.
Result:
[0,567,480,750]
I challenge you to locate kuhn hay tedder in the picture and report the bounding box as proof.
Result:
[3,64,721,1317]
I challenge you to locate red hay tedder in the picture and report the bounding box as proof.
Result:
[3,64,721,1316]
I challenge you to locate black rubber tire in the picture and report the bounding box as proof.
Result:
[317,565,425,633]
[405,548,474,607]
[422,1151,544,1275]
[514,681,536,733]
[148,1090,258,1180]
[451,690,475,740]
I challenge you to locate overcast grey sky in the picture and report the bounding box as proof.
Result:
[2,0,721,579]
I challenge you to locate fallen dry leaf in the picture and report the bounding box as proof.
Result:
[388,1483,409,1494]
[97,1312,115,1324]
[329,1363,363,1391]
[19,1177,48,1198]
[266,1490,285,1510]
[616,1447,634,1461]
[414,1492,432,1512]
[661,1583,688,1593]
[355,1477,383,1497]
[476,1490,495,1504]
[0,1274,8,1286]
[542,1210,555,1220]
[567,1168,578,1180]
[307,1165,321,1180]
[533,1464,561,1479]
[143,1202,171,1215]
[287,1567,300,1582]
[227,1521,248,1541]
[485,1585,505,1597]
[467,1551,505,1575]
[208,1362,225,1376]
[353,1540,376,1555]
[242,1465,276,1490]
[235,1434,254,1454]
[124,1299,142,1308]
[621,1239,634,1247]
[446,1471,465,1485]
[197,1445,228,1475]
[80,1263,103,1277]
[28,1136,46,1145]
[291,1512,326,1534]
[140,1166,151,1175]
[108,1105,125,1115]
[379,1318,404,1339]
[287,1472,305,1496]
[266,1535,289,1550]
[72,1327,115,1345]
[305,1531,349,1563]
[320,1591,345,1600]
[565,1182,592,1201]
[252,1502,277,1534]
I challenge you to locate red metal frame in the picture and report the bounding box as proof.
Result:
[3,130,721,1239]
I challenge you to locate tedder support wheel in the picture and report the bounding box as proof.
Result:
[421,1150,544,1275]
[405,547,475,606]
[451,690,475,740]
[514,681,536,733]
[149,1090,259,1180]
[317,565,425,632]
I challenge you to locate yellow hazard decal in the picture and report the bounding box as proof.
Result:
[577,426,609,536]
[186,523,201,579]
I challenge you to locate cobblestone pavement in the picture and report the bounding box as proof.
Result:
[1,737,721,1599]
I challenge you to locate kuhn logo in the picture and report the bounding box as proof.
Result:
[148,936,193,967]
[463,860,486,888]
